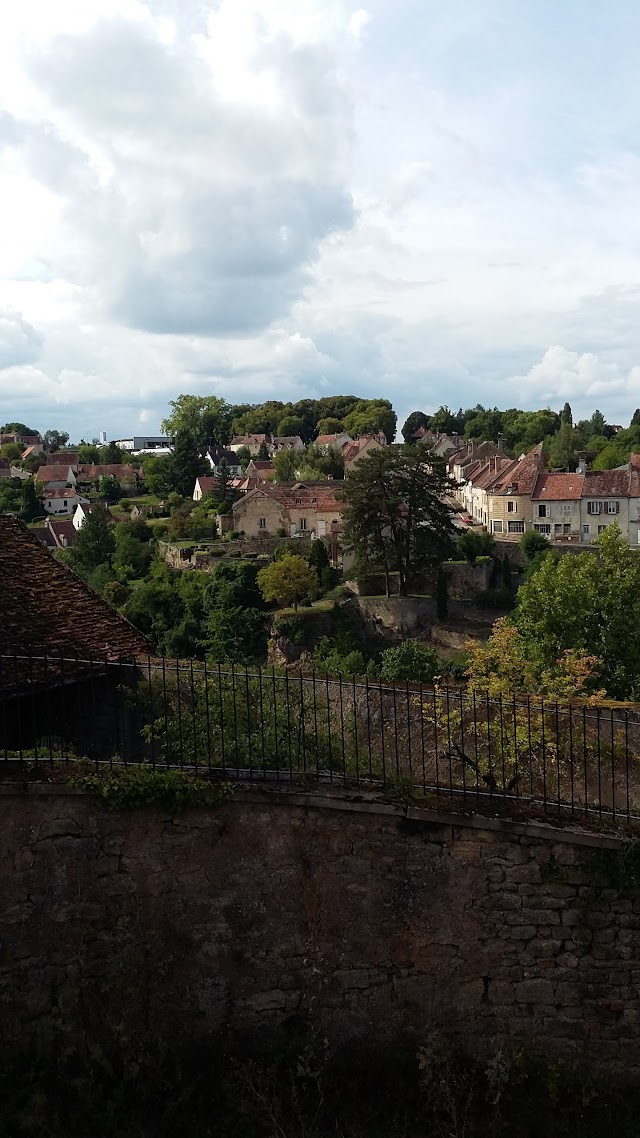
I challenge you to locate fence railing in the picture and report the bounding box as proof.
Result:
[2,651,640,824]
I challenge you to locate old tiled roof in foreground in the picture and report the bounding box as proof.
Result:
[0,516,150,662]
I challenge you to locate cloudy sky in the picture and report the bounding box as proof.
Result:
[1,0,640,439]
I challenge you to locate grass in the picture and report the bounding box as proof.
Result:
[276,599,336,617]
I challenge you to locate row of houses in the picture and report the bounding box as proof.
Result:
[450,441,640,544]
[34,462,142,515]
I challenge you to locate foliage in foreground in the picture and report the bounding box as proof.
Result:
[69,766,234,811]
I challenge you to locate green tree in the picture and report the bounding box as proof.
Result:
[113,522,154,580]
[343,399,396,443]
[429,405,459,435]
[275,415,305,438]
[401,411,430,442]
[235,445,251,471]
[163,430,208,498]
[302,443,344,480]
[436,569,448,619]
[547,421,581,471]
[103,580,130,607]
[273,446,299,482]
[308,538,331,580]
[2,421,38,435]
[632,409,640,428]
[514,525,640,699]
[70,506,115,573]
[257,553,316,610]
[204,562,268,662]
[162,394,232,451]
[342,444,456,597]
[78,444,101,464]
[560,402,573,426]
[520,530,551,560]
[98,475,122,502]
[100,440,124,464]
[315,417,345,436]
[257,440,270,460]
[457,530,494,564]
[0,478,23,515]
[21,478,42,522]
[380,640,440,683]
[0,442,22,461]
[42,429,69,451]
[502,554,513,591]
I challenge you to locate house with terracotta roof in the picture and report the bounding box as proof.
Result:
[315,431,352,451]
[43,487,89,517]
[245,459,276,480]
[232,481,343,539]
[342,433,386,472]
[21,443,46,461]
[74,463,141,490]
[32,517,77,549]
[487,445,545,538]
[579,466,637,545]
[36,464,76,489]
[228,433,273,456]
[448,441,503,513]
[531,473,585,541]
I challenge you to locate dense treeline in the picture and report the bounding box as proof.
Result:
[161,393,397,448]
[402,403,640,469]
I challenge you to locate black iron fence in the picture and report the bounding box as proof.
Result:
[2,651,640,824]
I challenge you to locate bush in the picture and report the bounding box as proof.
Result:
[457,530,495,564]
[379,640,440,683]
[273,614,314,645]
[520,530,551,560]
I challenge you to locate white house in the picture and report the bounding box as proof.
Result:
[44,488,88,517]
[72,500,111,529]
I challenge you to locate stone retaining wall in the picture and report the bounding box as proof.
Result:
[2,785,639,1076]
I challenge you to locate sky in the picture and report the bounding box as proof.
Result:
[1,0,640,440]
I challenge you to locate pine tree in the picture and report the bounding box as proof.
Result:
[341,445,457,597]
[164,430,208,498]
[21,479,41,522]
[71,506,115,572]
[258,440,270,460]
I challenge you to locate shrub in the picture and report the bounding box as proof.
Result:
[457,530,495,564]
[274,614,314,645]
[520,530,551,560]
[379,640,440,683]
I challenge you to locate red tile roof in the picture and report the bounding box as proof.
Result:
[76,464,140,480]
[582,468,631,497]
[0,516,150,671]
[315,432,349,445]
[236,482,343,513]
[532,473,584,500]
[469,457,514,491]
[195,476,218,494]
[44,487,81,499]
[490,445,543,496]
[36,464,73,483]
[47,519,77,546]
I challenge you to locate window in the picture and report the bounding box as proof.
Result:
[311,497,317,504]
[598,524,606,534]
[605,500,620,514]
[563,524,570,534]
[563,504,571,517]
[491,519,503,533]
[587,501,601,515]
[63,500,67,508]
[537,504,547,518]
[299,518,307,531]
[258,517,266,529]
[582,524,590,535]
[508,520,524,533]
[554,523,562,533]
[295,498,302,505]
[534,523,551,534]
[507,500,517,513]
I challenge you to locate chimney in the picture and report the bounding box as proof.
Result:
[576,453,587,475]
[496,435,504,455]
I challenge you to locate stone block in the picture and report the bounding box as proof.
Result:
[515,979,554,1004]
[247,990,288,1012]
[38,818,82,840]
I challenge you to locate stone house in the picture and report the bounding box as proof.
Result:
[228,433,273,456]
[341,433,387,472]
[315,431,352,451]
[232,482,343,538]
[530,472,584,542]
[487,444,544,539]
[245,459,276,480]
[272,435,305,452]
[579,466,638,545]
